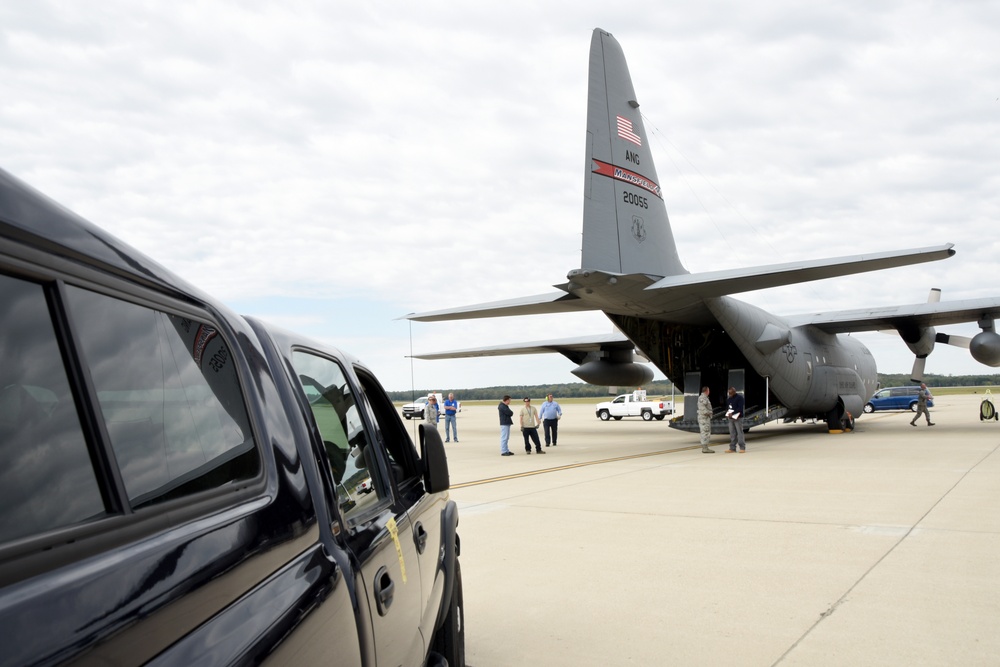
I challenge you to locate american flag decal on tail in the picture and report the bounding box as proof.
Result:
[616,115,642,146]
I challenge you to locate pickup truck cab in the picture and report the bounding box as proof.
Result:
[0,167,464,667]
[596,394,674,421]
[402,394,443,420]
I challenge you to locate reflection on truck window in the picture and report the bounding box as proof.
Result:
[0,274,105,543]
[65,286,260,510]
[291,351,380,519]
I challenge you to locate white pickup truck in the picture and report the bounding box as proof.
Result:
[596,394,674,421]
[401,393,460,420]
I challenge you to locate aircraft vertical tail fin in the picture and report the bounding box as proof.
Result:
[582,29,687,278]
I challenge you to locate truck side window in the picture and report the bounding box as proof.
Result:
[0,274,105,543]
[65,287,260,510]
[355,369,420,482]
[291,352,383,520]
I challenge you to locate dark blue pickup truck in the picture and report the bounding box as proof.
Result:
[0,167,463,666]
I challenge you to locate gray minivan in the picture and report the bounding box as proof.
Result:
[863,386,934,413]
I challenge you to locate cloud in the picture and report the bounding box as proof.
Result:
[3,1,999,390]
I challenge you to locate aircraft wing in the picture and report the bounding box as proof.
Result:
[645,244,955,297]
[785,297,1000,333]
[411,333,633,364]
[402,291,600,322]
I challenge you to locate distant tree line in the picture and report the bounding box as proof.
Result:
[875,373,1000,388]
[387,381,678,402]
[387,374,1000,402]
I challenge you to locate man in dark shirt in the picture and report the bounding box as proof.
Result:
[725,387,746,453]
[498,395,514,456]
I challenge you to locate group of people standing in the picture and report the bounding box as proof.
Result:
[423,391,565,456]
[425,382,938,457]
[423,392,460,442]
[698,386,746,454]
[498,394,562,456]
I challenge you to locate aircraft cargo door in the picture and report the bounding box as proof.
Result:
[683,372,701,423]
[727,369,745,395]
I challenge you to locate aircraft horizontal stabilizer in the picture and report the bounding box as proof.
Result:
[402,291,599,322]
[411,332,652,385]
[645,244,955,297]
[411,333,632,360]
[786,296,1000,333]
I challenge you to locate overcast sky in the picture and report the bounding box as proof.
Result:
[3,1,999,393]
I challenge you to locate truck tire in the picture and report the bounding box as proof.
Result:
[655,415,665,421]
[431,560,465,666]
[641,410,653,421]
[598,409,610,421]
[613,416,623,421]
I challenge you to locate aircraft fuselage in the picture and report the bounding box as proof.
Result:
[571,274,879,429]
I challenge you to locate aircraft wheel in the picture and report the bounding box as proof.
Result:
[598,409,610,421]
[641,410,653,421]
[862,403,874,414]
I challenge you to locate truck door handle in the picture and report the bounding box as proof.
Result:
[413,522,428,554]
[374,566,394,616]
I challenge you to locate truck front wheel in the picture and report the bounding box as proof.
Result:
[598,409,610,421]
[431,560,465,666]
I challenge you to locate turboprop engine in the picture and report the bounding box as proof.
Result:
[938,316,1000,368]
[571,359,654,386]
[568,345,654,386]
[970,330,1000,366]
[899,291,1000,378]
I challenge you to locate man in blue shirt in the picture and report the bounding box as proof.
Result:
[443,392,460,442]
[725,387,746,453]
[538,393,563,447]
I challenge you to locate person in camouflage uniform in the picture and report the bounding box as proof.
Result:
[910,383,935,427]
[697,386,715,453]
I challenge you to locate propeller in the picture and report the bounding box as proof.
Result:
[935,332,972,349]
[909,290,984,380]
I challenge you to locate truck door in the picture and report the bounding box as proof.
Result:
[631,399,643,416]
[291,351,425,667]
[354,368,451,651]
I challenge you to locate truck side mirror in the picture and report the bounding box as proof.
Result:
[418,423,450,493]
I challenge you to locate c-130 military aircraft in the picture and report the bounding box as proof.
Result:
[405,28,1000,434]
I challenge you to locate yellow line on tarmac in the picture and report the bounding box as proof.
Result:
[451,444,704,489]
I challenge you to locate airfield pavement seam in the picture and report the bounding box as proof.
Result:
[770,440,1000,666]
[450,444,704,489]
[452,448,707,513]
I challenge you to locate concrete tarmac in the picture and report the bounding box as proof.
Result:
[422,395,1000,666]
